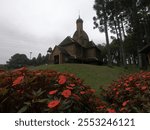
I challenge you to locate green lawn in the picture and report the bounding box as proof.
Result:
[30,64,140,95]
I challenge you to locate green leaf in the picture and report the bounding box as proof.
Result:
[24,102,31,106]
[36,99,48,103]
[1,96,9,103]
[60,99,73,111]
[37,90,46,97]
[32,90,36,96]
[18,105,28,113]
[32,88,45,97]
[37,88,42,94]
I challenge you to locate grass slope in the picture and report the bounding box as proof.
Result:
[30,64,139,94]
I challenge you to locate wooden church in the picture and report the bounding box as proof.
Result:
[49,17,101,64]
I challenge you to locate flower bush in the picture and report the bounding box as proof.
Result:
[0,67,150,113]
[98,71,150,113]
[0,67,99,113]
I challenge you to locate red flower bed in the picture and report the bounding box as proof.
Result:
[0,67,99,113]
[0,67,150,113]
[98,71,150,113]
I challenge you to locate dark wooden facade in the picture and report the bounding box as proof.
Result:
[49,17,101,64]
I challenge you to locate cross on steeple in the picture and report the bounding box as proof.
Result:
[78,10,80,19]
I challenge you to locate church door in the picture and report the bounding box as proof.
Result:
[54,55,59,64]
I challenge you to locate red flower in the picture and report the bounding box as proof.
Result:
[86,89,96,94]
[124,83,129,87]
[70,74,75,77]
[120,107,125,112]
[13,67,27,72]
[117,85,121,88]
[80,91,86,95]
[48,90,58,95]
[97,105,105,109]
[77,79,82,84]
[90,89,96,93]
[48,100,60,108]
[116,91,119,95]
[122,100,129,107]
[107,108,116,113]
[142,75,146,78]
[141,86,147,90]
[125,87,131,91]
[61,89,71,98]
[66,86,73,90]
[113,88,117,91]
[70,84,75,87]
[58,75,67,85]
[35,72,41,76]
[129,76,133,81]
[136,83,140,87]
[12,76,24,86]
[72,94,80,101]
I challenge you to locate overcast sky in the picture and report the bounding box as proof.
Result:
[0,0,106,64]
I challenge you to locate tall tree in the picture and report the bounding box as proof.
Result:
[93,0,112,66]
[36,53,42,65]
[94,0,150,68]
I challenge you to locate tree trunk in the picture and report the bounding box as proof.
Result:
[114,18,119,39]
[132,0,143,69]
[128,57,131,65]
[103,1,112,67]
[117,17,127,68]
[144,15,150,43]
[120,16,126,38]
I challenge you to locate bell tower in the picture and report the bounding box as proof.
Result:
[73,16,89,47]
[76,15,83,32]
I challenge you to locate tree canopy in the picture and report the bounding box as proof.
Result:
[93,0,150,69]
[7,53,29,68]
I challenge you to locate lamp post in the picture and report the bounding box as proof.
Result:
[30,52,32,60]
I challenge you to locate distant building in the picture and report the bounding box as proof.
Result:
[49,17,101,64]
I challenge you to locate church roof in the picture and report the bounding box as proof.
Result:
[73,30,89,42]
[76,17,83,23]
[57,46,70,55]
[58,17,101,51]
[58,36,100,51]
[56,46,75,59]
[53,45,71,57]
[86,41,101,51]
[87,41,97,48]
[59,36,75,46]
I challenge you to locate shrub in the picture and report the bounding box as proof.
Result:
[98,71,150,113]
[1,67,149,113]
[0,67,99,113]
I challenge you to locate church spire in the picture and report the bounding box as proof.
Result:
[73,16,89,46]
[76,15,83,31]
[78,10,80,19]
[76,15,83,23]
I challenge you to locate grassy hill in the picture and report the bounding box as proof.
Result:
[30,64,139,94]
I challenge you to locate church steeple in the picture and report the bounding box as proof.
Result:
[76,16,83,31]
[73,16,89,47]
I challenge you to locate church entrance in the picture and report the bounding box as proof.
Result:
[54,55,59,64]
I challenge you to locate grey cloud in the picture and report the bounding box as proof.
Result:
[0,0,105,64]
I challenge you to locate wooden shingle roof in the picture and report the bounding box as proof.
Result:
[59,36,75,46]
